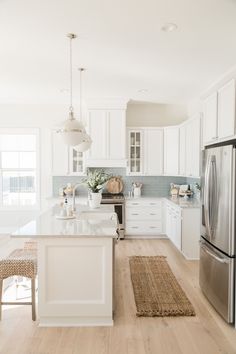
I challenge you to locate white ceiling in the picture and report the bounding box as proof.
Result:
[1,0,236,105]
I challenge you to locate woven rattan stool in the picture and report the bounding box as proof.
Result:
[0,248,37,321]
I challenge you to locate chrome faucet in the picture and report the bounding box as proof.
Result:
[72,183,81,212]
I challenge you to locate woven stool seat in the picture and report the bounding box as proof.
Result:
[0,248,37,321]
[0,249,37,280]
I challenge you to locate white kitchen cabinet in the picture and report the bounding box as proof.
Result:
[125,198,164,237]
[52,131,85,176]
[179,125,186,176]
[69,147,86,175]
[185,116,201,177]
[127,128,164,176]
[218,79,236,139]
[164,127,179,175]
[165,200,200,259]
[52,130,69,176]
[127,129,143,175]
[203,79,236,145]
[144,129,163,175]
[203,92,218,144]
[87,109,126,167]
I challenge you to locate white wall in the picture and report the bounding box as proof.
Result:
[0,103,80,232]
[126,102,188,127]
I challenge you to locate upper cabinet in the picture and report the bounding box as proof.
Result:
[144,129,163,175]
[218,79,236,139]
[127,129,143,175]
[52,130,69,176]
[203,92,218,144]
[52,131,86,176]
[86,109,126,167]
[203,79,236,145]
[185,116,201,177]
[164,127,179,176]
[126,128,163,176]
[179,125,186,176]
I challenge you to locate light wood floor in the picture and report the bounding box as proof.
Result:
[0,239,236,354]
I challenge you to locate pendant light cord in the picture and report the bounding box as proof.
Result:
[69,36,73,113]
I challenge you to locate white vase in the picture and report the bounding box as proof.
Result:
[89,192,102,209]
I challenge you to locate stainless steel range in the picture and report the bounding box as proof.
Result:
[101,193,125,239]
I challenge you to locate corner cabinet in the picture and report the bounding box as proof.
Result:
[163,126,179,176]
[86,109,126,167]
[126,128,163,176]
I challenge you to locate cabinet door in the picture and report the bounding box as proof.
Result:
[127,130,143,175]
[171,209,182,250]
[185,116,201,177]
[87,110,107,160]
[108,110,126,160]
[145,129,163,175]
[218,79,236,139]
[179,125,186,176]
[52,131,69,176]
[164,127,179,175]
[69,147,85,175]
[203,93,218,144]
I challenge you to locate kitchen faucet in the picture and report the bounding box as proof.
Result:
[72,183,81,211]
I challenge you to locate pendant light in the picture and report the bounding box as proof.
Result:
[58,33,85,146]
[74,68,92,152]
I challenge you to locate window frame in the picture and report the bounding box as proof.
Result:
[0,128,40,211]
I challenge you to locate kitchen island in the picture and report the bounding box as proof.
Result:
[11,204,117,327]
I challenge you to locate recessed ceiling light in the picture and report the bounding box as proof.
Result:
[138,89,148,93]
[161,23,178,32]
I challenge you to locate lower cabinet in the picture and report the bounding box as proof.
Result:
[165,200,200,259]
[125,198,164,237]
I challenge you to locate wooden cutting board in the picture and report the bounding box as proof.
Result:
[106,177,123,194]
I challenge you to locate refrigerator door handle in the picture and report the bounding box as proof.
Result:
[209,156,217,237]
[201,244,229,264]
[204,156,211,238]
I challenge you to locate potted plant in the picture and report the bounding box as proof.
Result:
[83,169,110,208]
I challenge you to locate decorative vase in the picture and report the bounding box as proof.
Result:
[89,192,102,209]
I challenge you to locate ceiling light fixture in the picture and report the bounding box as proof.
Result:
[161,23,178,32]
[74,68,92,152]
[57,33,85,146]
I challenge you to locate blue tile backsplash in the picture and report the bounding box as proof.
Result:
[52,168,200,197]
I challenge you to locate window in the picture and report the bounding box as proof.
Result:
[0,129,39,209]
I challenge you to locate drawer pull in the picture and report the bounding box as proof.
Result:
[150,226,157,229]
[131,203,139,205]
[149,203,157,205]
[131,226,139,229]
[149,213,156,216]
[131,213,139,216]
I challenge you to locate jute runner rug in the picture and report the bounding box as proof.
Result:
[129,256,195,317]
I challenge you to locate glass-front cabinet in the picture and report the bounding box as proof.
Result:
[127,129,143,175]
[69,147,86,175]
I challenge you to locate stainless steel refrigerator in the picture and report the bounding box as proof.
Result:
[200,143,235,323]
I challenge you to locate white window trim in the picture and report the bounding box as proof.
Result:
[0,128,40,211]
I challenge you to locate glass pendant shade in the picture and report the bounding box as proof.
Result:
[74,132,92,152]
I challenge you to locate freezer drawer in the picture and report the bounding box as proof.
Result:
[199,240,234,323]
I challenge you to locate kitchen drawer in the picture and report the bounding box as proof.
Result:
[126,207,162,220]
[126,199,162,208]
[125,221,162,235]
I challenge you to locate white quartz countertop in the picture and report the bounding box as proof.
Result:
[125,195,200,208]
[165,196,201,208]
[11,204,117,238]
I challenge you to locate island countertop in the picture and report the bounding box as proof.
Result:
[11,204,118,238]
